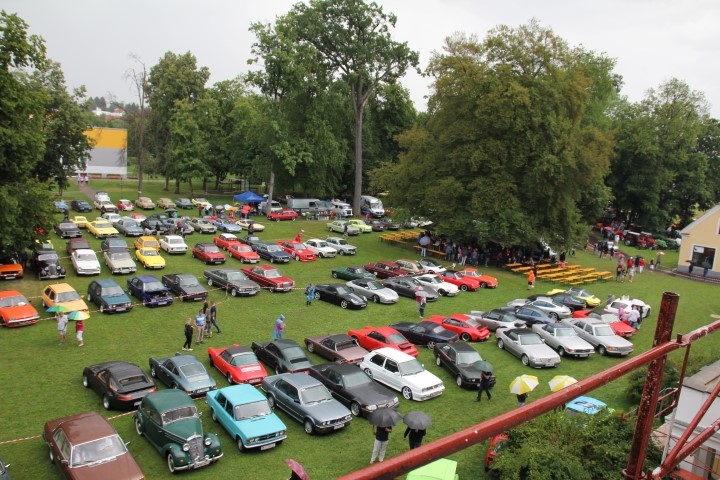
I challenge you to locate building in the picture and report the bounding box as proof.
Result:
[82,127,127,178]
[678,204,719,279]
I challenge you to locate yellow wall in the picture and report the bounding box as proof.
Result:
[83,128,127,149]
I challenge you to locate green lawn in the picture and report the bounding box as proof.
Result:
[3,179,717,479]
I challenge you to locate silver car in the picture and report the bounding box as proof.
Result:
[103,250,137,275]
[506,297,572,320]
[531,322,595,358]
[468,309,526,331]
[189,217,217,233]
[325,236,357,255]
[566,318,634,357]
[346,278,399,304]
[414,273,459,297]
[496,328,561,368]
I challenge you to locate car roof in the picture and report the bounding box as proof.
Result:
[273,339,301,349]
[47,411,116,444]
[144,389,195,411]
[325,333,353,343]
[48,283,75,293]
[279,372,321,389]
[137,275,160,283]
[367,347,415,362]
[0,290,22,298]
[565,396,607,414]
[105,361,144,378]
[92,278,122,288]
[224,345,253,356]
[444,341,476,353]
[220,384,265,404]
[318,362,360,375]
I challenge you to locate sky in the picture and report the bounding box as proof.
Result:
[5,0,720,117]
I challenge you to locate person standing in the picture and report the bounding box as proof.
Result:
[415,287,426,319]
[183,318,194,351]
[403,427,426,450]
[628,308,640,330]
[295,231,302,243]
[305,283,316,306]
[56,313,68,346]
[476,371,493,401]
[527,269,535,290]
[208,301,220,334]
[638,257,646,273]
[272,314,285,340]
[628,265,636,283]
[370,425,392,464]
[75,319,85,347]
[63,207,69,222]
[343,223,349,237]
[195,309,206,344]
[517,392,529,407]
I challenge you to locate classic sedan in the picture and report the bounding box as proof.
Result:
[0,290,39,327]
[277,240,316,262]
[100,237,128,252]
[214,233,243,250]
[240,234,263,247]
[253,243,292,263]
[346,278,399,304]
[567,318,634,356]
[438,270,480,291]
[507,298,572,320]
[457,268,498,288]
[364,261,405,279]
[418,258,447,274]
[228,243,260,263]
[325,236,357,255]
[87,220,119,239]
[213,218,243,233]
[414,273,459,297]
[192,197,211,208]
[365,219,386,231]
[87,278,133,313]
[192,243,226,265]
[161,273,208,302]
[395,259,428,275]
[573,309,637,337]
[149,353,217,397]
[467,308,526,331]
[262,373,352,434]
[136,248,165,269]
[175,197,194,209]
[252,339,314,374]
[347,219,372,233]
[53,221,82,239]
[303,239,338,259]
[425,314,491,342]
[234,218,265,232]
[496,328,561,368]
[32,248,66,280]
[348,325,419,357]
[433,341,495,389]
[204,268,261,297]
[530,292,586,312]
[70,215,89,229]
[140,218,169,236]
[116,199,134,211]
[135,197,156,210]
[304,334,369,364]
[95,200,118,213]
[208,344,268,385]
[41,283,88,312]
[44,411,143,479]
[82,361,157,410]
[327,220,360,236]
[206,384,287,451]
[126,275,173,307]
[114,218,144,237]
[70,199,93,212]
[331,265,374,281]
[189,217,217,234]
[70,249,101,275]
[389,321,458,348]
[158,235,188,254]
[103,250,137,275]
[241,265,294,292]
[157,197,175,209]
[128,212,147,222]
[382,276,439,302]
[267,209,298,221]
[0,256,24,281]
[358,347,445,401]
[531,322,595,358]
[308,363,399,417]
[313,283,368,309]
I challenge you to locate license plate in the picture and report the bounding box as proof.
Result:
[333,424,345,430]
[260,443,276,451]
[196,388,209,394]
[116,307,126,312]
[5,276,15,280]
[157,301,168,305]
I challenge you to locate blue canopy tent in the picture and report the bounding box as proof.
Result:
[233,191,265,203]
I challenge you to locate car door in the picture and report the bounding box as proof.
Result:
[212,392,232,431]
[504,330,521,358]
[275,379,301,421]
[51,428,72,473]
[158,359,177,386]
[365,331,387,350]
[382,358,402,390]
[366,353,389,386]
[218,349,233,376]
[94,369,111,398]
[265,343,282,371]
[403,325,424,344]
[443,346,460,376]
[436,344,453,373]
[323,369,346,403]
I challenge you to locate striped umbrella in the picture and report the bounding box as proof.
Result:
[46,305,70,313]
[67,311,90,321]
[509,374,539,395]
[548,375,578,392]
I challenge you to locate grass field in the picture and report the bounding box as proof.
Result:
[1,179,717,479]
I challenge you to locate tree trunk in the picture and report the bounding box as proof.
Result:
[353,103,364,218]
[175,178,181,195]
[266,169,275,215]
[137,109,145,198]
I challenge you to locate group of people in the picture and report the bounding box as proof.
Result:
[182,301,220,350]
[55,312,84,347]
[370,425,428,464]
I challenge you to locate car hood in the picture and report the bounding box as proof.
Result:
[182,285,207,295]
[456,364,483,379]
[0,304,39,319]
[520,343,559,359]
[141,256,165,265]
[55,299,89,311]
[75,259,100,267]
[300,399,350,421]
[345,384,397,405]
[163,418,205,440]
[180,374,216,392]
[103,294,133,306]
[65,452,143,480]
[342,293,366,304]
[401,370,443,389]
[236,412,286,437]
[597,335,634,348]
[554,336,594,349]
[110,258,136,267]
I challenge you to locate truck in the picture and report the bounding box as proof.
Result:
[360,195,384,218]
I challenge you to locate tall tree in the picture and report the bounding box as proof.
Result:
[168,99,209,194]
[205,79,246,189]
[126,54,150,196]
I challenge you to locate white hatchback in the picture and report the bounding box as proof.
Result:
[358,347,444,401]
[159,235,188,254]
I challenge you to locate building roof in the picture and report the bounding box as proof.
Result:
[684,360,720,394]
[680,203,720,235]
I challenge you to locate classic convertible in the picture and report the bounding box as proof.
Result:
[313,283,368,309]
[207,344,268,385]
[82,361,157,410]
[346,278,399,304]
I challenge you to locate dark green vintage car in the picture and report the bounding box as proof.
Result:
[330,265,375,281]
[134,390,222,473]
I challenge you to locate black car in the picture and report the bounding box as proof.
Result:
[382,276,439,302]
[140,218,169,235]
[314,283,368,309]
[87,278,133,313]
[252,243,291,263]
[100,237,130,253]
[53,222,82,239]
[161,273,208,302]
[175,198,194,209]
[202,268,261,297]
[433,342,495,389]
[70,199,93,212]
[364,219,387,231]
[378,218,401,230]
[251,339,314,374]
[389,321,458,347]
[512,305,555,326]
[528,292,586,312]
[31,248,66,280]
[307,363,399,417]
[240,234,263,247]
[82,361,157,410]
[113,218,144,237]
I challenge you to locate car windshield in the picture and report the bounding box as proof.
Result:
[57,291,81,302]
[230,353,258,367]
[179,277,199,287]
[284,347,308,362]
[594,325,615,336]
[141,250,158,256]
[235,246,252,252]
[123,220,139,227]
[59,223,76,228]
[162,405,198,424]
[168,238,183,245]
[334,239,348,245]
[94,222,112,228]
[456,351,482,365]
[342,369,372,388]
[226,272,248,281]
[234,400,272,420]
[144,281,164,291]
[103,286,124,296]
[315,241,328,247]
[264,270,281,279]
[422,276,441,284]
[39,253,59,262]
[77,253,96,262]
[464,317,481,327]
[428,325,446,334]
[398,359,424,375]
[519,334,542,345]
[110,252,131,261]
[363,281,383,290]
[204,246,220,253]
[118,375,146,386]
[335,286,352,295]
[179,363,208,378]
[293,243,307,250]
[266,245,282,252]
[71,434,127,467]
[299,384,332,404]
[0,295,28,307]
[553,328,576,337]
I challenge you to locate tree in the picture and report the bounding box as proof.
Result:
[168,99,209,194]
[126,54,150,196]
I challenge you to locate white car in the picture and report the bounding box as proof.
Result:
[418,258,446,274]
[94,200,118,213]
[346,278,399,304]
[159,235,188,254]
[234,218,265,232]
[304,238,337,258]
[103,250,137,275]
[358,347,444,401]
[71,249,101,275]
[607,295,651,318]
[414,273,459,296]
[325,236,357,255]
[100,212,122,224]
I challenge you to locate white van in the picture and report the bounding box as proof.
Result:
[331,201,353,217]
[286,198,322,214]
[258,199,282,214]
[360,196,384,218]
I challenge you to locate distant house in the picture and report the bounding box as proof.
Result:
[82,127,127,178]
[92,106,125,120]
[678,204,719,278]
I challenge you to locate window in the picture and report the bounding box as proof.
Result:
[385,360,399,374]
[370,354,385,367]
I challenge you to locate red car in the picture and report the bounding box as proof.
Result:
[0,257,23,281]
[192,243,226,265]
[425,314,491,342]
[277,240,317,262]
[458,268,498,288]
[363,261,405,279]
[439,270,480,291]
[573,309,636,338]
[228,243,260,263]
[207,344,268,385]
[267,209,298,222]
[347,325,419,357]
[0,290,40,327]
[116,199,134,211]
[241,265,295,292]
[213,233,243,250]
[485,433,508,471]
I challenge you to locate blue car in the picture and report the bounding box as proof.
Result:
[206,384,287,451]
[565,396,608,417]
[87,278,133,314]
[252,243,291,263]
[126,275,173,307]
[212,219,243,233]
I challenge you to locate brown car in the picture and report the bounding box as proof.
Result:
[66,237,92,255]
[363,261,405,279]
[43,410,144,480]
[304,333,369,364]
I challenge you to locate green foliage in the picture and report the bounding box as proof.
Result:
[168,99,210,194]
[624,364,679,404]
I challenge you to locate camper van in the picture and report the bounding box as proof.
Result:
[330,201,353,217]
[360,196,385,218]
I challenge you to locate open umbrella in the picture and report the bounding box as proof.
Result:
[548,375,578,392]
[67,311,90,321]
[46,305,69,313]
[419,235,432,247]
[509,374,539,395]
[285,459,308,480]
[472,360,494,373]
[403,411,432,430]
[368,407,402,428]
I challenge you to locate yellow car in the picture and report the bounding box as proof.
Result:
[134,235,160,251]
[135,197,156,210]
[157,198,175,209]
[347,219,373,233]
[136,248,165,269]
[87,220,119,239]
[192,197,211,208]
[547,287,601,307]
[70,216,89,229]
[41,283,89,312]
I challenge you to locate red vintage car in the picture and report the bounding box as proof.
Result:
[347,325,419,357]
[213,233,243,250]
[116,199,134,211]
[241,265,295,292]
[267,209,298,222]
[457,268,498,288]
[439,270,480,291]
[207,344,268,385]
[0,290,40,327]
[191,243,226,265]
[277,240,317,262]
[227,243,260,263]
[425,314,491,342]
[572,309,636,338]
[363,261,405,279]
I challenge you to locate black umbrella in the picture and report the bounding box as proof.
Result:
[403,411,432,430]
[368,408,403,428]
[472,360,494,373]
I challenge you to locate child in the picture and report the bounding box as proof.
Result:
[649,259,655,271]
[75,320,85,347]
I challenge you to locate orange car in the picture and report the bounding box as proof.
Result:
[0,257,23,281]
[0,290,39,327]
[41,283,89,313]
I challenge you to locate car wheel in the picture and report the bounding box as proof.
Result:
[402,387,413,400]
[460,333,471,342]
[172,383,179,390]
[226,373,233,384]
[191,251,195,258]
[82,375,89,387]
[480,282,488,288]
[103,395,111,410]
[340,300,348,309]
[270,257,275,263]
[276,218,280,222]
[550,312,559,321]
[304,419,314,435]
[461,284,468,291]
[295,255,300,262]
[167,454,176,473]
[597,345,607,356]
[521,354,530,366]
[456,375,464,387]
[557,347,566,357]
[314,292,321,300]
[372,295,380,303]
[100,304,105,313]
[231,288,238,297]
[150,366,156,377]
[211,409,218,422]
[332,271,338,278]
[339,250,345,255]
[497,339,504,349]
[135,418,143,436]
[363,368,373,378]
[306,342,315,353]
[267,395,276,409]
[350,402,361,417]
[237,437,247,452]
[435,355,442,366]
[207,278,213,287]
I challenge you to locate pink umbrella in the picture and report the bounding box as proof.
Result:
[616,253,625,258]
[285,459,308,480]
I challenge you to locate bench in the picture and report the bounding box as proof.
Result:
[414,245,446,258]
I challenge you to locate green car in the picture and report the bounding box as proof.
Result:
[331,265,375,281]
[134,389,222,473]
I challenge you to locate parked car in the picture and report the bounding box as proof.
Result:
[100,212,123,224]
[100,238,129,253]
[358,347,445,401]
[468,308,526,331]
[253,243,292,263]
[135,197,156,210]
[192,197,211,208]
[418,258,447,274]
[103,250,137,275]
[382,276,439,302]
[566,318,635,356]
[129,212,147,222]
[347,219,372,233]
[325,236,357,255]
[414,273,459,297]
[161,273,208,302]
[32,248,65,280]
[0,290,39,327]
[364,261,405,279]
[214,233,242,250]
[113,218,143,236]
[95,200,118,214]
[157,235,187,255]
[44,411,144,479]
[240,234,263,247]
[134,390,222,473]
[300,238,336,259]
[331,265,374,281]
[506,298,572,320]
[424,314,491,342]
[70,215,89,229]
[136,248,165,269]
[41,283,88,312]
[241,265,294,292]
[485,434,508,472]
[457,268,498,288]
[70,199,93,212]
[227,243,261,263]
[267,209,298,222]
[157,198,175,209]
[313,283,368,309]
[348,325,419,357]
[126,275,173,307]
[188,217,217,234]
[175,197,194,209]
[496,328,562,368]
[277,240,317,262]
[87,278,133,313]
[203,268,261,297]
[140,218,169,236]
[607,295,651,318]
[304,334,369,364]
[395,259,428,275]
[251,339,314,374]
[346,278,399,304]
[0,256,23,281]
[531,322,595,358]
[529,292,586,312]
[87,220,119,239]
[546,287,602,307]
[70,249,101,275]
[433,341,495,389]
[116,199,134,211]
[573,309,637,337]
[192,243,226,265]
[208,344,268,385]
[213,218,243,233]
[234,218,265,232]
[149,353,217,397]
[307,363,399,417]
[53,221,82,239]
[389,321,458,347]
[438,270,480,291]
[65,238,90,256]
[82,361,156,409]
[327,220,360,236]
[511,304,556,326]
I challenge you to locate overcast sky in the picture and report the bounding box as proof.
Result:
[5,0,719,117]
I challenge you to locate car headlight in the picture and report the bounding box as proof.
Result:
[182,443,190,451]
[204,437,212,446]
[366,404,377,411]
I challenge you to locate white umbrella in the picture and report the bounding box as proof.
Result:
[509,375,539,395]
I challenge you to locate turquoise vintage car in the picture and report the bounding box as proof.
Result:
[206,384,287,451]
[134,390,222,473]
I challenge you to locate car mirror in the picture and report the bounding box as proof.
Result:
[61,459,69,466]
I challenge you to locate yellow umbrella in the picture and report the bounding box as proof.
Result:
[509,374,539,395]
[67,310,90,321]
[548,375,578,392]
